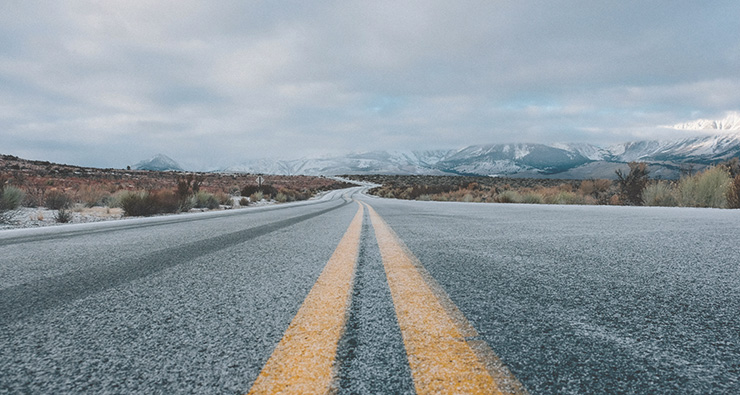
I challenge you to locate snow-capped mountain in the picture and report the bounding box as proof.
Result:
[606,133,740,164]
[668,112,740,131]
[133,154,183,171]
[223,150,451,176]
[222,134,740,179]
[222,114,740,179]
[436,143,593,176]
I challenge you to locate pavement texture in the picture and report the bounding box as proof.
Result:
[335,207,415,394]
[368,198,740,394]
[2,190,739,394]
[1,192,357,393]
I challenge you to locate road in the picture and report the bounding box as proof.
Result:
[1,187,739,394]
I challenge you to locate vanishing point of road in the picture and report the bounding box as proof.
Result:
[2,187,739,394]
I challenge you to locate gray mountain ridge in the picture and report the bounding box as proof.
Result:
[221,132,740,179]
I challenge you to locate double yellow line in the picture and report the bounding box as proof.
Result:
[247,201,526,394]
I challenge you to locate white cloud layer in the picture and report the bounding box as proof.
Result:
[2,0,739,169]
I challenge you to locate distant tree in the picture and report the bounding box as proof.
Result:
[616,162,650,205]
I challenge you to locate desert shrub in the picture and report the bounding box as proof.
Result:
[118,190,181,216]
[261,185,278,199]
[118,191,151,216]
[45,189,72,210]
[677,166,731,208]
[55,209,73,223]
[285,188,309,201]
[728,175,740,209]
[151,190,181,213]
[215,192,232,206]
[521,193,544,204]
[578,179,611,196]
[398,187,413,200]
[676,175,699,207]
[239,197,249,206]
[392,183,461,200]
[243,184,278,197]
[0,185,25,210]
[249,191,264,202]
[417,194,432,201]
[77,185,111,207]
[107,190,135,209]
[193,191,220,209]
[100,193,118,208]
[20,186,43,207]
[578,179,613,203]
[642,182,678,206]
[179,196,195,212]
[177,174,203,198]
[583,196,598,205]
[495,190,521,203]
[274,187,308,202]
[242,184,278,200]
[241,185,260,197]
[615,162,650,205]
[545,191,584,205]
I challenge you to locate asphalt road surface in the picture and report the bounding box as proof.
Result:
[2,187,739,394]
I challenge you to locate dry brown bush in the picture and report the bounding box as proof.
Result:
[579,179,611,196]
[725,175,740,209]
[76,185,111,207]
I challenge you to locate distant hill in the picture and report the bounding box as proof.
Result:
[133,154,183,171]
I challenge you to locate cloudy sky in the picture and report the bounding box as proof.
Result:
[2,1,739,169]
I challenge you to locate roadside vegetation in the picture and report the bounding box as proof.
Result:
[0,155,355,226]
[642,159,740,209]
[0,178,25,223]
[348,174,617,205]
[347,158,740,209]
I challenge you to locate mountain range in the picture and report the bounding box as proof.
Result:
[142,113,740,180]
[220,132,740,179]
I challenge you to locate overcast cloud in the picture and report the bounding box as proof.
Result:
[2,1,739,169]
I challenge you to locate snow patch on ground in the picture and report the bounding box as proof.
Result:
[1,207,124,230]
[0,201,277,231]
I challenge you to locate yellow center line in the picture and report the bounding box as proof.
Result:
[247,202,364,395]
[363,202,527,395]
